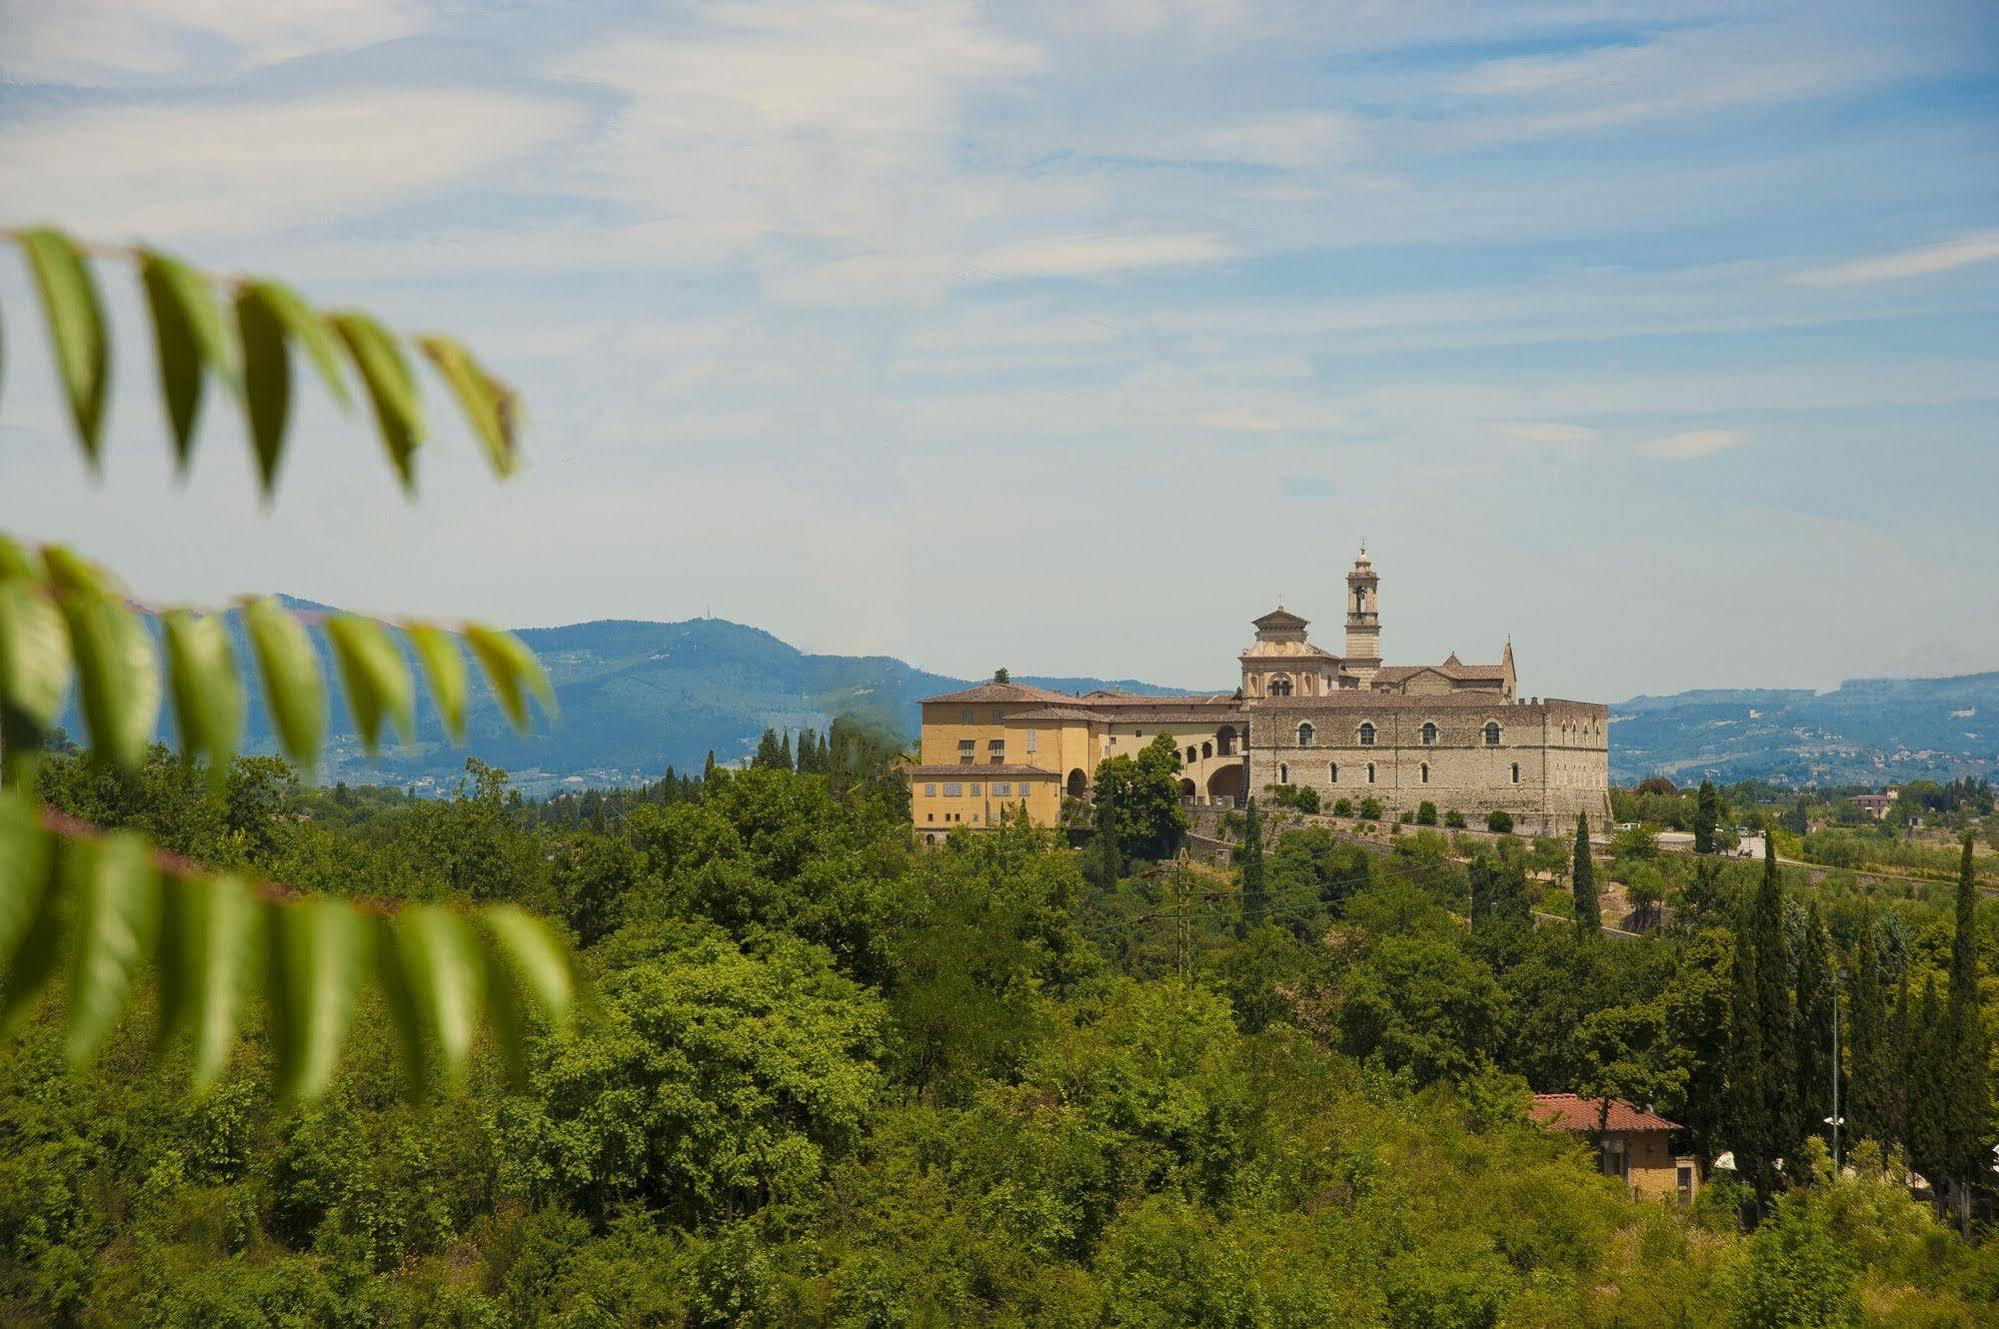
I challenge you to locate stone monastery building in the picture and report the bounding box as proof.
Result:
[908,551,1610,841]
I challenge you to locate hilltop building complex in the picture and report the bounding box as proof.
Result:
[908,551,1610,840]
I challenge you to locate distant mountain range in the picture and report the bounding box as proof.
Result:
[81,604,1999,794]
[1607,673,1999,787]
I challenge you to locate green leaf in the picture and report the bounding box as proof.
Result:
[325,615,413,751]
[463,624,554,731]
[381,906,483,1095]
[404,623,468,744]
[139,250,232,474]
[44,548,158,771]
[0,834,62,1037]
[234,281,349,497]
[243,597,324,769]
[157,873,257,1091]
[417,335,518,478]
[476,905,575,1035]
[0,794,55,987]
[477,904,575,1085]
[161,609,244,790]
[0,533,38,582]
[267,896,365,1102]
[330,312,424,493]
[64,832,161,1066]
[0,579,72,732]
[17,228,110,466]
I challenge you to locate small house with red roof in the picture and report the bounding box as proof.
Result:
[1528,1093,1699,1204]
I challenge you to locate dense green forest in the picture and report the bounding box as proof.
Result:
[4,736,1999,1326]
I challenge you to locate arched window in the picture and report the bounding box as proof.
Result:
[1510,762,1521,784]
[1297,722,1315,747]
[1484,721,1501,746]
[1358,722,1376,747]
[1187,746,1197,765]
[1279,763,1289,784]
[1420,762,1430,784]
[1329,762,1338,783]
[1202,741,1212,759]
[1366,762,1376,784]
[1421,722,1437,746]
[1270,675,1293,697]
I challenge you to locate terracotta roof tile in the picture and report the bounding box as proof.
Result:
[920,681,1079,705]
[1528,1093,1680,1133]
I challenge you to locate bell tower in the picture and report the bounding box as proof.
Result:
[1344,547,1381,686]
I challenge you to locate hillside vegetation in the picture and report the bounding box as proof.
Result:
[5,743,1997,1326]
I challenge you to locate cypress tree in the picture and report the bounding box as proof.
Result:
[1943,834,1989,1231]
[1794,900,1834,1154]
[753,727,785,769]
[1237,797,1266,940]
[1727,907,1772,1207]
[1753,831,1800,1170]
[779,730,793,772]
[1694,778,1719,854]
[1888,974,1913,1155]
[1906,975,1950,1209]
[1846,910,1889,1151]
[703,749,717,780]
[1572,813,1600,937]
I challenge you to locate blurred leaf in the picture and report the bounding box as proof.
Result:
[64,832,161,1066]
[384,906,484,1094]
[266,896,365,1103]
[477,904,575,1088]
[404,623,468,744]
[157,873,258,1091]
[0,579,72,732]
[17,228,109,465]
[234,281,349,497]
[140,250,231,473]
[244,596,324,769]
[44,548,157,771]
[325,614,413,751]
[0,837,62,1036]
[0,532,37,581]
[464,624,554,731]
[478,904,574,1035]
[0,794,55,986]
[417,334,518,478]
[162,609,244,791]
[331,312,424,493]
[373,913,428,1099]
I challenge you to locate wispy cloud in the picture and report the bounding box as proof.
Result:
[0,90,583,241]
[1199,410,1285,433]
[1789,229,1999,286]
[0,0,422,84]
[973,233,1237,279]
[1494,421,1597,445]
[1640,430,1752,460]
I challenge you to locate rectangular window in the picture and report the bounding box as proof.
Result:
[969,784,982,796]
[958,739,975,750]
[961,709,973,724]
[988,738,1004,749]
[994,783,1011,796]
[943,783,962,797]
[926,813,934,822]
[1026,729,1038,753]
[924,783,936,796]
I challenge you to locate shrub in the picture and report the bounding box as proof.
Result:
[1358,797,1383,821]
[1333,798,1354,818]
[1486,809,1514,834]
[1443,809,1466,829]
[1399,811,1413,824]
[1416,801,1438,826]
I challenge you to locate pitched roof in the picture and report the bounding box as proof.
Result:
[1008,707,1103,723]
[1252,606,1309,630]
[1372,659,1509,683]
[920,681,1078,705]
[1528,1094,1680,1133]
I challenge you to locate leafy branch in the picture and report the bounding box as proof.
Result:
[5,225,520,495]
[1,225,574,1102]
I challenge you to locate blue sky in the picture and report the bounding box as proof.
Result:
[1,0,1995,701]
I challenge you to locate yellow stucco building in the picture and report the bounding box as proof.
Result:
[907,551,1610,841]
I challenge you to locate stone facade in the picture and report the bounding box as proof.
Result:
[908,550,1609,840]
